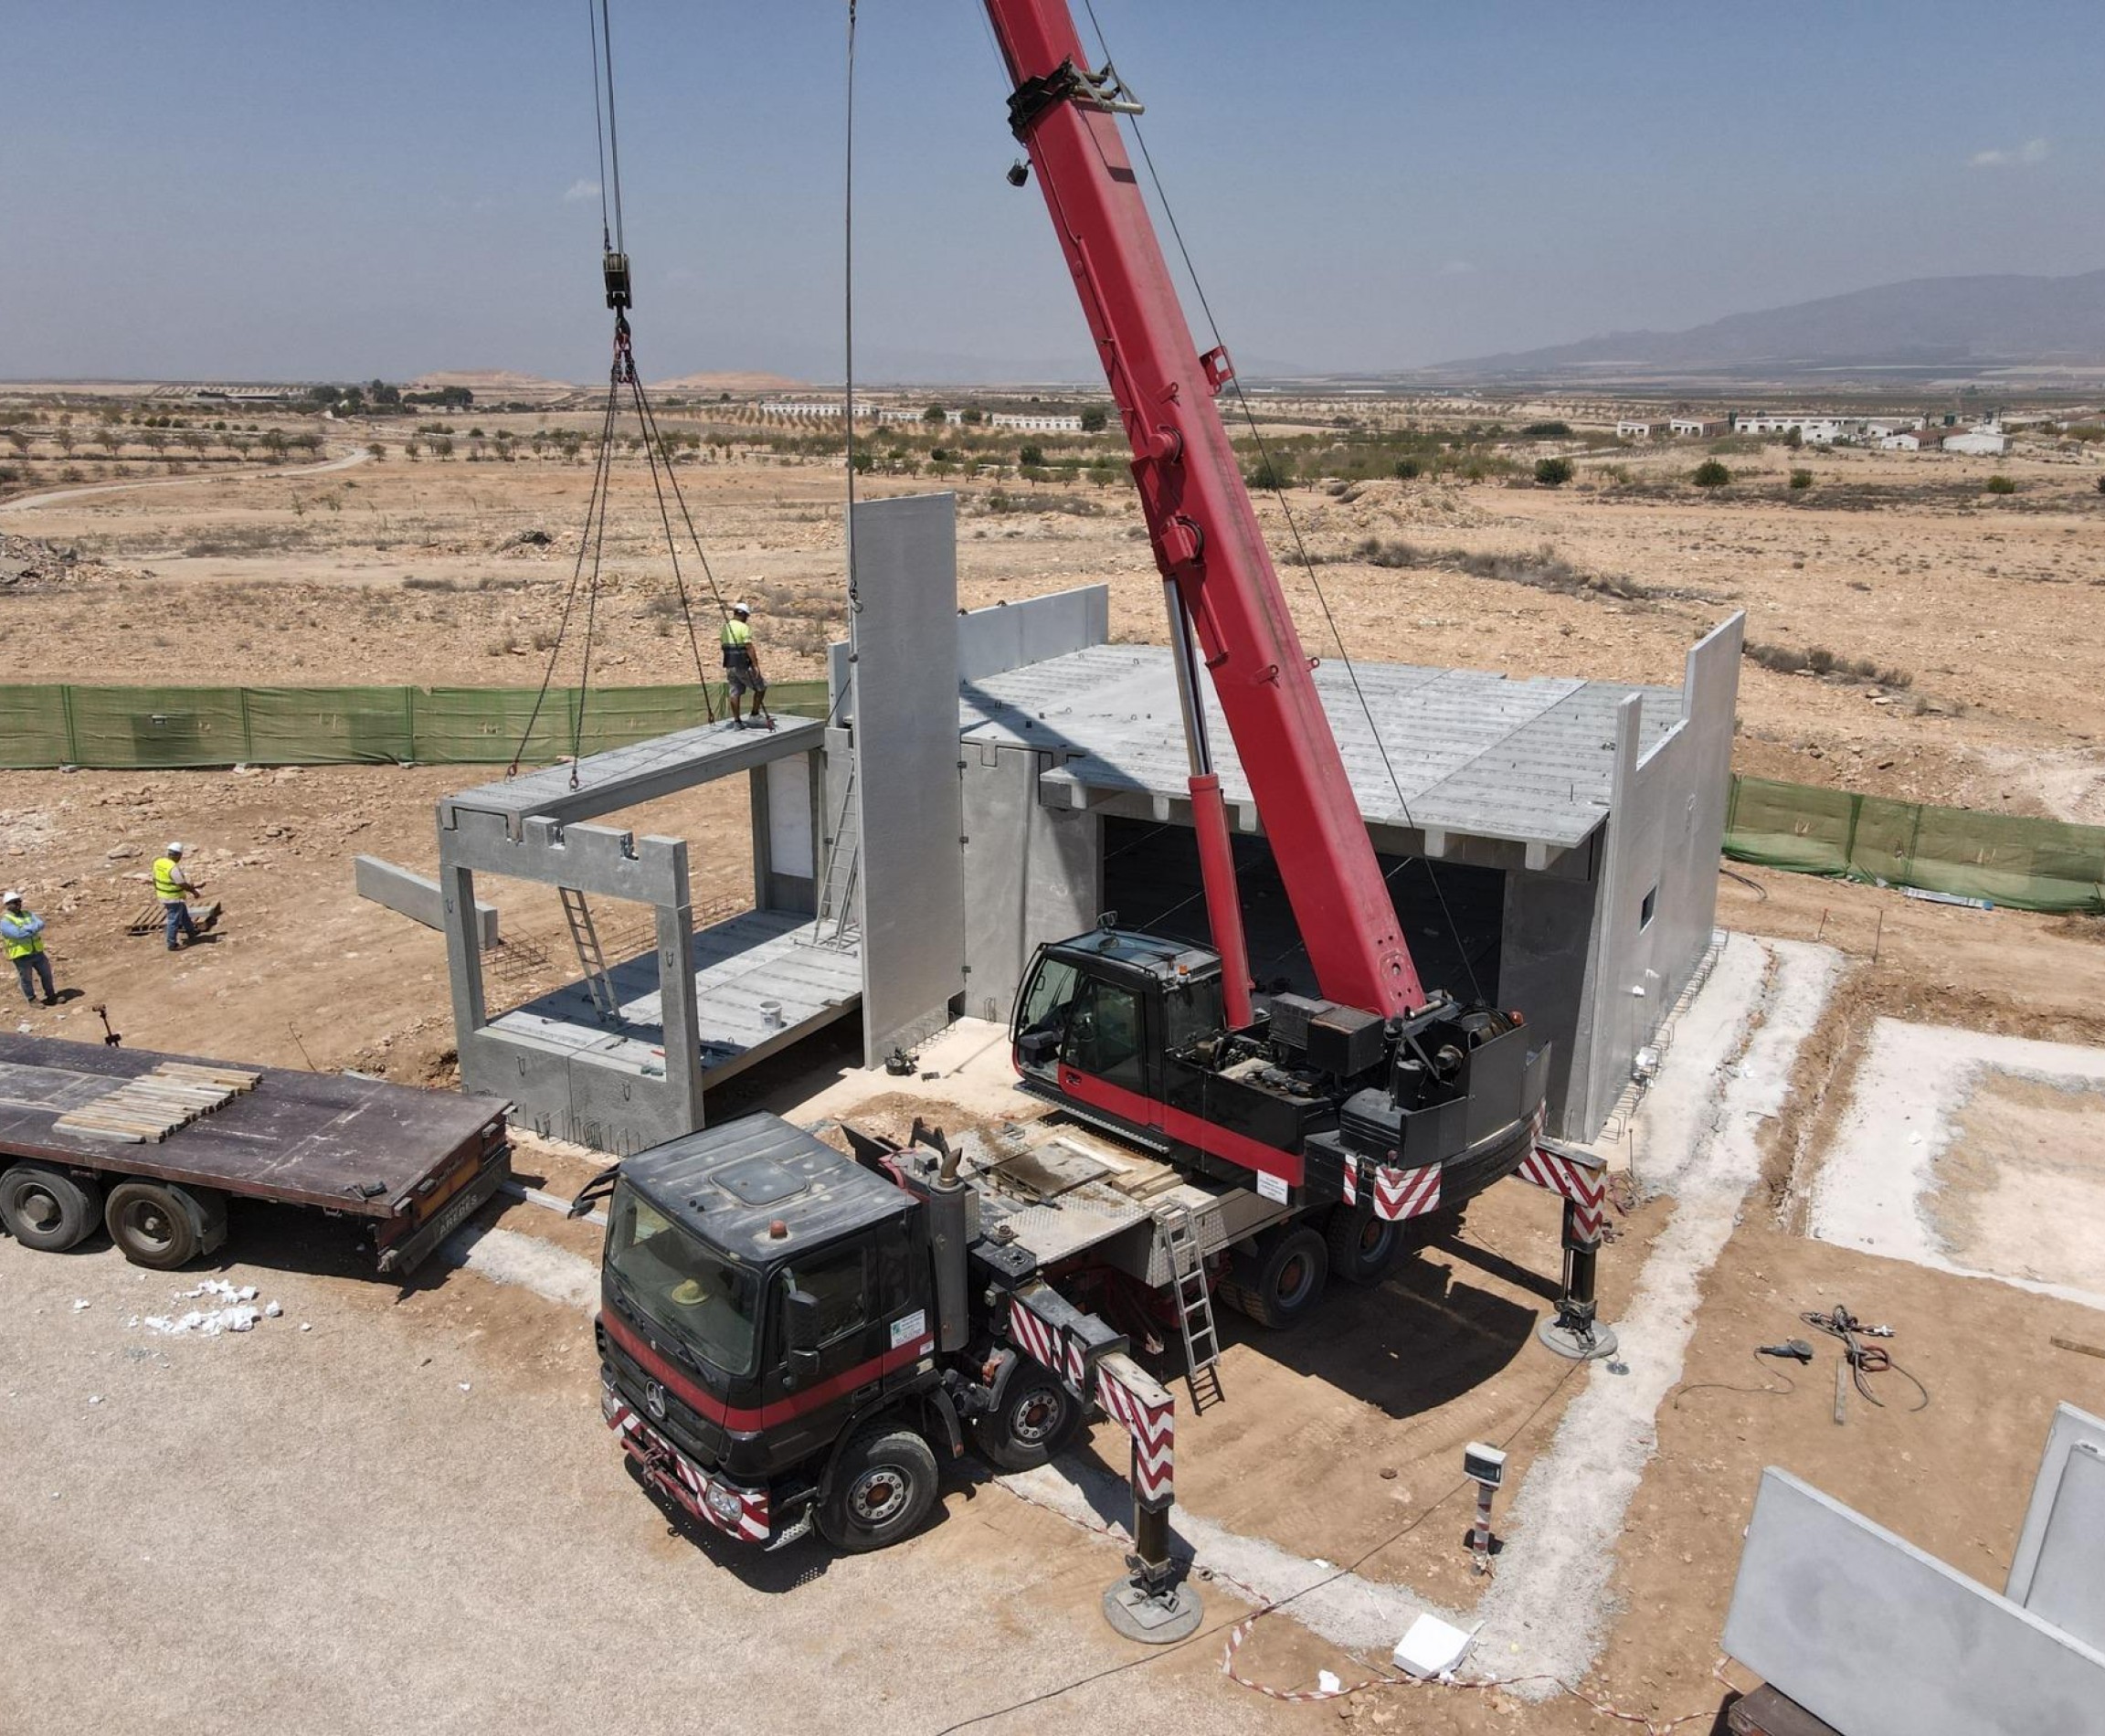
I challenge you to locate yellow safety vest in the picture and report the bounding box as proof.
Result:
[2,914,44,959]
[721,619,753,650]
[153,856,186,902]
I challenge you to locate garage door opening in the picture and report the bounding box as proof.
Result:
[1099,818,1503,1007]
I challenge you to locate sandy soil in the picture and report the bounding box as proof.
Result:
[5,397,2105,1734]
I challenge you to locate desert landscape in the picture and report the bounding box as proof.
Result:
[5,377,2105,1733]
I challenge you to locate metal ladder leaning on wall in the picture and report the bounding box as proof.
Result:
[807,765,862,950]
[1156,1200,1223,1411]
[558,886,621,1022]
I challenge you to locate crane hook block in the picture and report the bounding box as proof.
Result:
[603,250,633,311]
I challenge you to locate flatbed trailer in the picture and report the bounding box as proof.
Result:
[0,1033,511,1275]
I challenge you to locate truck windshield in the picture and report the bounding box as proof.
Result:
[606,1185,761,1378]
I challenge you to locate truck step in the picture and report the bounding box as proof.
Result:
[1154,1199,1225,1413]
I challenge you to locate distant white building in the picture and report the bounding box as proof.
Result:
[989,412,1084,433]
[1879,431,1927,451]
[1734,414,1859,444]
[1668,418,1723,438]
[1617,420,1658,439]
[1943,429,2008,457]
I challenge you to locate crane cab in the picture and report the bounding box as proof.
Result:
[1010,926,1549,1212]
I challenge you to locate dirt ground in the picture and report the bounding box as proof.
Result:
[7,401,2105,1734]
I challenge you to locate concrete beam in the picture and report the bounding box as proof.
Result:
[354,855,500,949]
[439,715,825,838]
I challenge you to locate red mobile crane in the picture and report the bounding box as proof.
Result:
[991,0,1551,1262]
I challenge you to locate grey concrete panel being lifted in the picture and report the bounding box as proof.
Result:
[965,643,1683,854]
[851,493,966,1067]
[440,714,824,838]
[1723,1467,2105,1736]
[2008,1402,2105,1652]
[354,855,501,949]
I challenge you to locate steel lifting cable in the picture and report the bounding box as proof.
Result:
[511,0,739,781]
[1074,0,1486,1005]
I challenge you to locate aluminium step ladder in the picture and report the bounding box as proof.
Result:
[807,765,862,949]
[1156,1200,1224,1413]
[558,886,621,1023]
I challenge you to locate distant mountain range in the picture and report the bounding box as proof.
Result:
[1409,270,2105,384]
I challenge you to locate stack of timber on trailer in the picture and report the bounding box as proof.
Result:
[0,1034,510,1274]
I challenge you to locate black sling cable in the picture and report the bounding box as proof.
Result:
[510,375,620,777]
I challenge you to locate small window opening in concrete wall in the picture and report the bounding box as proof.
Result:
[1640,885,1657,930]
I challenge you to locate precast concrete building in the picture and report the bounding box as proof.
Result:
[427,492,1740,1152]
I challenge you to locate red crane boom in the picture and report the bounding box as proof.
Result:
[985,0,1426,1021]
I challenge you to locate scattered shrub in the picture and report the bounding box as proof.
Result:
[1393,458,1421,481]
[1984,474,2018,494]
[1692,459,1732,488]
[1521,421,1572,439]
[1789,468,1814,491]
[1533,457,1574,488]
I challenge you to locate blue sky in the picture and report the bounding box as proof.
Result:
[3,1,2100,382]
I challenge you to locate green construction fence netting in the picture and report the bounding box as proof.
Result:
[0,681,830,772]
[1724,773,2105,914]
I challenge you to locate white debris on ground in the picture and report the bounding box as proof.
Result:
[131,1277,284,1339]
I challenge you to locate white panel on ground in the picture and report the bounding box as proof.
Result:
[2008,1403,2105,1651]
[850,493,965,1067]
[1722,1467,2105,1736]
[766,754,814,879]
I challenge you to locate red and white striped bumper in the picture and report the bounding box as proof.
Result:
[604,1388,770,1544]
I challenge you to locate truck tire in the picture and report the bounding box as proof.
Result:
[819,1424,940,1553]
[1325,1202,1400,1286]
[0,1164,102,1253]
[971,1357,1082,1472]
[1216,1224,1328,1330]
[104,1180,222,1270]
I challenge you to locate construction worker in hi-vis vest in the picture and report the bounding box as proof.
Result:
[2,890,56,1006]
[153,842,202,951]
[720,603,774,732]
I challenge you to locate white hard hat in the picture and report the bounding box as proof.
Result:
[167,842,185,855]
[1,891,20,905]
[732,601,751,616]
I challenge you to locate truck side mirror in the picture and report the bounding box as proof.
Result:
[785,1286,821,1370]
[1017,1028,1060,1068]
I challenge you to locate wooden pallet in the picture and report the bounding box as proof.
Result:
[53,1062,260,1144]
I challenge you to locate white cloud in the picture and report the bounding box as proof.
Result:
[1439,259,1476,277]
[1968,138,2050,169]
[562,177,602,203]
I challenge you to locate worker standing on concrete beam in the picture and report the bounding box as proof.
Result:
[153,842,207,951]
[1,891,58,1007]
[721,602,775,732]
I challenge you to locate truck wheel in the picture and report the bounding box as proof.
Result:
[104,1180,217,1270]
[0,1164,102,1253]
[820,1424,940,1553]
[972,1358,1082,1472]
[1217,1224,1328,1329]
[1326,1203,1400,1286]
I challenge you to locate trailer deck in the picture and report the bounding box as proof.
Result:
[0,1034,511,1272]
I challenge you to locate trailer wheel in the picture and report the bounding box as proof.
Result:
[971,1358,1082,1472]
[0,1164,102,1253]
[819,1424,939,1553]
[1325,1203,1400,1286]
[1217,1224,1328,1329]
[104,1180,219,1270]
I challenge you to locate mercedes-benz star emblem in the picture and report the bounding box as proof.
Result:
[644,1380,667,1420]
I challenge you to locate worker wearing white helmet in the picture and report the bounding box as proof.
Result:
[153,842,203,951]
[719,601,775,732]
[1,889,57,1007]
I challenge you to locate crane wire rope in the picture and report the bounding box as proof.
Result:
[512,0,744,782]
[1076,0,1486,1006]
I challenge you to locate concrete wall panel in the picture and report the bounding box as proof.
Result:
[851,494,966,1065]
[957,584,1109,685]
[2008,1402,2105,1651]
[1724,1467,2105,1736]
[960,743,1102,1023]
